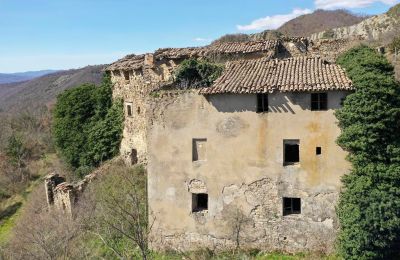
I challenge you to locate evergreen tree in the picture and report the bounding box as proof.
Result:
[336,45,400,259]
[53,73,123,174]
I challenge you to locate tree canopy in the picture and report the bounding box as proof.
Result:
[336,45,400,259]
[53,74,123,176]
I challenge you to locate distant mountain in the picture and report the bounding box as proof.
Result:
[276,9,367,37]
[0,65,105,113]
[310,4,400,42]
[212,10,367,44]
[0,70,59,84]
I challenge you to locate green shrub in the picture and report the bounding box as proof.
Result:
[175,59,223,87]
[53,74,123,174]
[335,45,400,259]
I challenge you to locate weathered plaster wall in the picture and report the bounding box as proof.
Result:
[146,90,351,253]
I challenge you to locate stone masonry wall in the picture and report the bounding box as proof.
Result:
[146,90,350,253]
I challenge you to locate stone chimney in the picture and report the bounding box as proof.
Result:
[144,53,154,67]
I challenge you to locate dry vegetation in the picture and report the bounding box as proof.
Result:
[277,9,367,37]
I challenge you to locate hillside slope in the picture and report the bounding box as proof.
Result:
[310,4,400,41]
[277,9,366,37]
[0,65,105,113]
[213,9,367,43]
[0,70,59,84]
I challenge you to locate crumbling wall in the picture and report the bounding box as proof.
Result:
[45,171,98,215]
[146,91,350,253]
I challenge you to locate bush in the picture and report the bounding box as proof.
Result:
[335,45,400,259]
[53,74,123,174]
[388,36,400,53]
[211,33,250,44]
[174,59,223,87]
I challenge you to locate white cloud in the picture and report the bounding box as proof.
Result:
[315,0,400,10]
[193,37,211,42]
[237,8,312,31]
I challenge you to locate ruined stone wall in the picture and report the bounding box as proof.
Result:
[146,90,351,253]
[45,171,98,215]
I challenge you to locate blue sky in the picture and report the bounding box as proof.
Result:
[0,0,399,73]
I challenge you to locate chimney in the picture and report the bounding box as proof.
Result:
[144,53,154,67]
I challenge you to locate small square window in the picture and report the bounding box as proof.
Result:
[192,138,207,162]
[284,140,299,165]
[316,147,322,155]
[311,93,328,111]
[283,197,301,216]
[257,93,268,113]
[192,193,208,212]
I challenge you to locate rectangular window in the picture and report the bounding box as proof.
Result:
[284,140,299,165]
[257,93,268,113]
[126,104,133,117]
[123,71,130,81]
[316,147,322,155]
[192,193,208,212]
[283,197,301,216]
[192,138,207,162]
[311,93,328,111]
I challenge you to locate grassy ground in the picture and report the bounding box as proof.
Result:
[0,153,63,244]
[150,250,340,260]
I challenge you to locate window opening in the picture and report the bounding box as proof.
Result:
[311,93,328,111]
[257,93,268,113]
[192,193,208,212]
[284,140,300,165]
[283,197,301,215]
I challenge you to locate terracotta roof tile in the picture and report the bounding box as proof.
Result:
[105,40,279,71]
[200,56,353,94]
[107,54,145,71]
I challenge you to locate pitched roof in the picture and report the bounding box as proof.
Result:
[106,54,145,71]
[105,40,279,71]
[200,56,353,94]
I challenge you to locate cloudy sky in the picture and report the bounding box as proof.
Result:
[0,0,399,73]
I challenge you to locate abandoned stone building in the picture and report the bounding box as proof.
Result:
[104,38,354,253]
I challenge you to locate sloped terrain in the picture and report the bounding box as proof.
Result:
[0,65,105,113]
[0,70,59,84]
[310,4,400,41]
[277,9,366,37]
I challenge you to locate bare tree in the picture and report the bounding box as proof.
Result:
[101,168,154,260]
[225,205,252,251]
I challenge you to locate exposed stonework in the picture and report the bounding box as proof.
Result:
[106,37,359,253]
[45,170,99,215]
[107,38,356,166]
[146,90,350,253]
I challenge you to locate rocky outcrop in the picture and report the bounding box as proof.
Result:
[310,13,399,41]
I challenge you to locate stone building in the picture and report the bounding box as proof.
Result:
[106,39,354,253]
